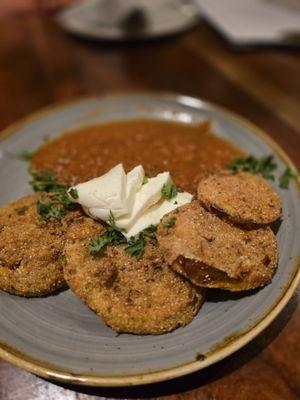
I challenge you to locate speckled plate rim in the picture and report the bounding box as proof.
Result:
[0,92,299,387]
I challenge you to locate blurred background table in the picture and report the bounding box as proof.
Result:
[0,8,299,400]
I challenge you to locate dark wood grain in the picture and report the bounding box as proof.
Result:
[0,11,299,400]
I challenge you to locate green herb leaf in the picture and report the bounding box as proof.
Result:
[141,224,157,239]
[124,235,145,260]
[89,226,127,255]
[19,149,36,161]
[142,176,149,185]
[14,205,28,215]
[90,233,112,255]
[69,188,79,200]
[29,168,67,193]
[162,181,177,200]
[50,190,76,210]
[108,210,117,228]
[162,216,176,228]
[36,200,66,221]
[279,167,296,189]
[230,155,277,181]
[124,225,157,260]
[106,210,127,232]
[89,221,157,259]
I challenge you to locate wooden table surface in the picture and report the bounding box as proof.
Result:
[0,10,299,400]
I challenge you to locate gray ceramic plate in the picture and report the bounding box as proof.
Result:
[0,93,299,387]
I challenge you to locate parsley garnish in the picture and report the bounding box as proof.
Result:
[36,200,66,221]
[29,168,67,192]
[30,169,77,219]
[89,213,127,255]
[50,191,75,210]
[141,224,157,239]
[69,188,79,200]
[90,233,113,255]
[90,229,127,255]
[108,210,117,228]
[279,167,296,189]
[14,205,28,215]
[162,181,177,200]
[124,235,145,260]
[125,225,157,260]
[230,155,277,180]
[19,149,36,161]
[162,216,176,228]
[90,221,157,259]
[230,155,297,190]
[142,176,149,185]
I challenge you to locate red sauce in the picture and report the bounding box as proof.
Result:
[31,119,242,194]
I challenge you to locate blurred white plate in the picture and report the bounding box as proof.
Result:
[57,0,199,41]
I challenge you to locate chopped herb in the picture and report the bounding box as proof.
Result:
[108,210,117,228]
[125,235,145,260]
[230,155,277,180]
[29,168,77,215]
[230,155,298,190]
[141,224,157,239]
[90,233,113,255]
[174,200,178,205]
[36,200,66,221]
[29,168,67,193]
[107,210,127,233]
[50,191,75,210]
[195,353,206,361]
[69,188,79,200]
[162,181,177,200]
[89,220,157,259]
[19,149,36,161]
[142,176,149,185]
[162,216,176,228]
[14,205,28,215]
[279,167,296,189]
[30,169,79,221]
[125,225,157,260]
[89,215,127,255]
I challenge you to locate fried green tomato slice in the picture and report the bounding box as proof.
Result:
[197,171,282,225]
[64,217,204,335]
[0,194,81,297]
[157,202,278,291]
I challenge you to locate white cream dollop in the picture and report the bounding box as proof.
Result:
[69,164,193,238]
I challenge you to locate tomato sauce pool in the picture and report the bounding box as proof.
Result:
[31,119,242,194]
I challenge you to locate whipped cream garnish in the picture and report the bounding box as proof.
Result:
[69,164,193,238]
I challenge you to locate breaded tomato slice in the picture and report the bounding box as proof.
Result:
[64,217,204,335]
[0,194,81,296]
[157,202,278,291]
[197,171,282,225]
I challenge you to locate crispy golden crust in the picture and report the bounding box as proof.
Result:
[197,171,282,225]
[157,202,278,291]
[0,194,82,297]
[64,217,204,335]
